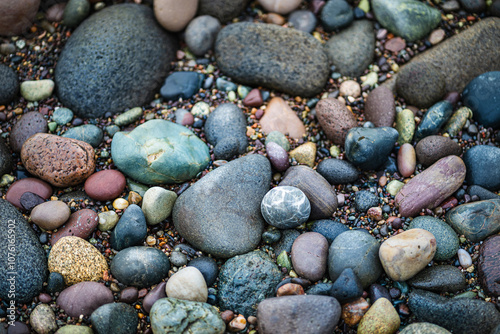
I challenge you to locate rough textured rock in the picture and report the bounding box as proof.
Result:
[0,0,40,36]
[478,235,500,297]
[415,135,462,167]
[56,282,114,317]
[364,86,396,127]
[90,303,138,334]
[400,323,451,334]
[10,111,48,153]
[21,133,96,187]
[50,209,99,245]
[315,98,357,145]
[464,145,500,191]
[0,64,19,105]
[55,4,176,118]
[408,265,466,292]
[357,298,400,334]
[215,22,329,97]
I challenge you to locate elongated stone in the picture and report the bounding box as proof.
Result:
[443,107,472,137]
[396,109,415,145]
[395,155,465,217]
[478,235,500,297]
[414,101,453,141]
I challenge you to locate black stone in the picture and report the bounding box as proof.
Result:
[309,219,349,244]
[90,302,138,334]
[160,72,204,101]
[467,185,500,200]
[354,190,379,212]
[320,0,354,32]
[305,283,333,296]
[110,204,147,251]
[0,137,12,177]
[463,71,500,129]
[329,268,363,303]
[188,257,219,287]
[369,283,392,303]
[198,0,250,23]
[408,265,466,292]
[316,159,359,184]
[414,101,454,141]
[464,145,500,191]
[46,272,65,294]
[262,229,281,244]
[458,0,486,12]
[19,192,45,211]
[0,64,18,105]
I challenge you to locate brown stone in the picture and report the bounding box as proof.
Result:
[263,13,286,25]
[243,89,263,107]
[21,133,96,187]
[56,282,113,317]
[415,135,462,167]
[276,283,305,297]
[143,282,166,313]
[10,112,48,153]
[0,0,40,36]
[258,0,302,14]
[291,232,328,282]
[259,97,306,139]
[31,200,70,230]
[5,178,52,209]
[341,298,370,327]
[385,37,406,53]
[364,86,396,127]
[316,98,356,145]
[397,143,416,178]
[50,209,99,245]
[119,287,139,304]
[154,0,198,32]
[289,142,316,168]
[478,235,500,297]
[395,155,466,217]
[84,169,126,202]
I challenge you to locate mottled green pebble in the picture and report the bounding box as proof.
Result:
[0,174,15,187]
[191,101,210,117]
[238,85,251,99]
[106,125,120,137]
[262,229,281,244]
[453,291,477,299]
[228,91,236,101]
[115,107,143,126]
[277,250,292,271]
[330,145,341,157]
[387,180,404,196]
[205,64,215,74]
[98,211,119,231]
[48,122,57,132]
[362,71,378,86]
[266,131,290,151]
[126,178,149,197]
[53,107,74,125]
[443,106,472,137]
[396,109,415,144]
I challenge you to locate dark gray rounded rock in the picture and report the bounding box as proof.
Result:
[408,289,500,334]
[62,124,103,148]
[459,0,486,12]
[309,219,349,244]
[110,246,170,289]
[324,20,374,77]
[369,283,392,303]
[173,154,271,258]
[409,216,459,261]
[467,185,500,200]
[257,295,341,334]
[0,64,19,105]
[316,158,359,184]
[204,103,248,160]
[110,204,147,251]
[0,199,47,303]
[408,265,466,292]
[328,230,382,288]
[198,0,250,23]
[305,283,333,296]
[62,0,90,28]
[261,186,311,229]
[272,229,300,256]
[414,101,454,142]
[288,10,317,33]
[415,135,462,167]
[0,137,12,177]
[10,111,48,153]
[160,71,204,101]
[218,251,282,316]
[47,272,65,294]
[90,303,138,334]
[355,190,379,213]
[330,268,363,303]
[185,15,221,56]
[188,257,219,287]
[215,22,329,97]
[320,0,353,32]
[462,71,500,129]
[55,4,176,118]
[464,145,500,191]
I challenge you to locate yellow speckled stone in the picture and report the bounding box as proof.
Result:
[289,142,316,168]
[358,298,400,334]
[48,236,108,285]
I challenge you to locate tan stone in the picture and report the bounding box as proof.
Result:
[259,97,306,139]
[379,229,437,282]
[258,0,302,14]
[165,267,208,302]
[154,0,198,32]
[31,200,70,230]
[289,142,316,168]
[358,298,400,334]
[339,80,361,98]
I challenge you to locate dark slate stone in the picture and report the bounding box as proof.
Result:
[354,190,379,213]
[110,246,170,289]
[188,257,219,287]
[345,127,399,171]
[185,15,221,57]
[204,103,248,160]
[55,4,176,118]
[0,64,19,105]
[160,72,205,101]
[309,219,349,244]
[414,101,454,141]
[215,22,329,97]
[408,289,500,334]
[305,282,333,296]
[288,10,317,33]
[464,145,500,191]
[369,283,392,303]
[262,229,281,244]
[408,265,466,292]
[90,303,138,334]
[218,251,282,316]
[0,137,13,177]
[0,199,47,303]
[409,216,459,261]
[316,158,359,185]
[198,0,250,23]
[329,268,363,303]
[478,235,500,297]
[324,20,374,77]
[272,229,300,256]
[467,185,500,200]
[62,124,103,148]
[458,0,486,12]
[462,71,500,129]
[320,0,354,32]
[46,272,65,294]
[110,204,147,251]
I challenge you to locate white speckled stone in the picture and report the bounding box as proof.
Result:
[261,186,311,229]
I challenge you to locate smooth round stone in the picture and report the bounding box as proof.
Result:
[328,230,382,288]
[258,0,301,14]
[55,325,93,334]
[309,219,349,244]
[478,235,500,297]
[90,303,138,334]
[160,71,204,101]
[396,108,416,145]
[464,145,500,191]
[288,10,317,33]
[463,72,500,128]
[52,108,73,125]
[30,200,70,230]
[316,159,359,185]
[369,284,392,303]
[400,323,451,334]
[265,131,290,151]
[56,282,113,317]
[289,142,316,168]
[20,79,54,101]
[257,295,341,334]
[45,3,66,22]
[174,109,194,126]
[114,107,142,127]
[169,251,187,267]
[62,0,90,28]
[198,0,250,23]
[143,282,166,313]
[185,15,221,56]
[0,64,19,105]
[355,190,379,213]
[10,111,48,153]
[364,86,396,127]
[409,216,459,261]
[150,298,225,334]
[262,229,281,244]
[259,97,306,139]
[330,268,364,303]
[339,80,361,98]
[62,124,103,148]
[320,0,353,32]
[0,0,40,36]
[110,246,170,288]
[154,0,197,32]
[291,232,328,282]
[414,101,454,141]
[30,301,58,334]
[188,257,218,287]
[243,88,263,107]
[408,265,466,292]
[379,229,437,282]
[357,298,400,334]
[47,272,65,294]
[415,135,462,167]
[84,169,126,202]
[119,287,139,304]
[110,204,147,251]
[165,267,208,303]
[50,209,99,245]
[458,249,473,268]
[397,143,416,177]
[48,236,108,285]
[315,98,357,145]
[98,210,119,231]
[141,187,177,225]
[266,142,290,172]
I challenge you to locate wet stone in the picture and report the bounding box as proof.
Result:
[408,265,466,292]
[90,303,138,334]
[409,216,459,261]
[464,145,500,191]
[330,268,363,303]
[316,158,359,185]
[414,101,454,142]
[261,186,311,229]
[478,235,500,297]
[188,256,218,287]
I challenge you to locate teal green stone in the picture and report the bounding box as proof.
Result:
[48,122,57,132]
[111,119,210,185]
[62,124,103,147]
[53,107,74,125]
[409,216,459,261]
[266,131,290,151]
[396,109,416,145]
[372,0,441,42]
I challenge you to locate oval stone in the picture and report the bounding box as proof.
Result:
[464,145,500,191]
[358,297,400,334]
[31,200,71,230]
[165,267,208,303]
[396,108,416,145]
[316,98,357,145]
[478,235,500,297]
[10,111,48,153]
[141,187,177,225]
[143,282,166,313]
[62,124,103,148]
[90,303,138,334]
[415,135,462,167]
[395,155,466,217]
[259,97,306,140]
[408,265,466,292]
[21,133,96,187]
[266,141,290,172]
[50,209,99,245]
[261,186,311,229]
[397,143,416,177]
[154,0,198,32]
[400,323,451,334]
[409,216,459,261]
[414,101,454,141]
[316,159,359,185]
[84,169,126,202]
[463,71,500,128]
[57,282,113,317]
[364,86,396,127]
[291,232,328,282]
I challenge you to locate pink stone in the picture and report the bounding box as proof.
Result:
[259,97,306,139]
[6,178,52,209]
[50,209,99,245]
[84,169,126,202]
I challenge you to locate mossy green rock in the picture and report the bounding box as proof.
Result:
[56,325,93,334]
[372,0,441,42]
[409,216,459,260]
[400,323,451,334]
[111,119,210,185]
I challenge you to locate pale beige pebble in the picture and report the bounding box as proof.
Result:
[31,200,71,230]
[228,314,247,332]
[289,142,316,168]
[357,298,400,334]
[165,266,208,302]
[153,0,198,32]
[20,79,55,101]
[30,303,58,334]
[98,210,119,231]
[339,80,361,98]
[258,0,302,14]
[397,143,416,178]
[429,28,446,45]
[457,249,472,268]
[260,97,306,139]
[113,198,129,210]
[379,229,437,282]
[263,13,286,25]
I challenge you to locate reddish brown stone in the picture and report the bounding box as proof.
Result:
[291,232,328,282]
[0,0,40,36]
[415,135,462,167]
[341,297,370,327]
[5,177,52,209]
[259,97,306,139]
[56,282,113,317]
[243,89,263,107]
[315,98,356,145]
[397,143,416,178]
[364,86,396,127]
[84,169,126,202]
[276,283,305,297]
[385,37,406,53]
[50,209,99,245]
[478,235,500,297]
[20,133,96,187]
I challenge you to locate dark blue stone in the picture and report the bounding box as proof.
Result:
[463,71,500,129]
[110,204,147,251]
[321,0,354,31]
[414,100,454,141]
[160,72,205,101]
[316,158,359,184]
[330,268,363,303]
[355,190,379,212]
[188,257,219,287]
[309,219,349,244]
[306,283,333,296]
[464,145,500,191]
[467,185,500,200]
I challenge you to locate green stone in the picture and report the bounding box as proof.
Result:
[106,125,120,137]
[387,180,404,196]
[56,325,93,334]
[277,250,292,271]
[414,101,453,141]
[362,72,378,87]
[266,131,290,151]
[358,0,370,12]
[63,0,90,28]
[443,106,472,137]
[20,79,55,101]
[238,85,251,99]
[396,109,415,144]
[111,119,210,185]
[330,145,341,158]
[191,101,210,117]
[453,291,477,299]
[52,107,73,125]
[62,124,103,147]
[0,174,15,187]
[409,216,459,260]
[98,211,119,231]
[228,90,236,101]
[115,107,143,126]
[48,122,57,132]
[126,178,149,197]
